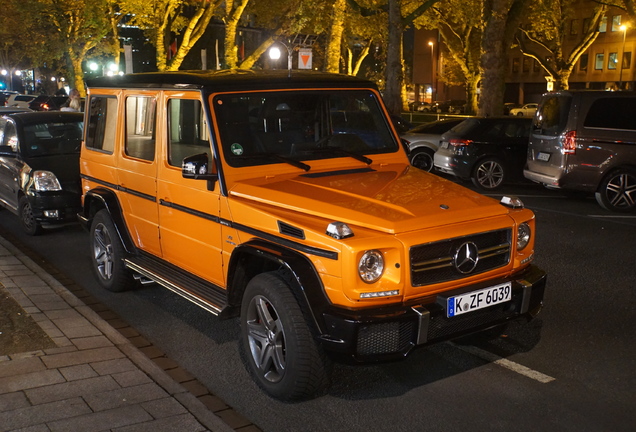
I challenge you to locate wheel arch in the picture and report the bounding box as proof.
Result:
[82,188,137,254]
[226,239,330,334]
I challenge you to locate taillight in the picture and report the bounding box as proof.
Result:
[449,139,472,155]
[449,139,472,147]
[563,130,576,154]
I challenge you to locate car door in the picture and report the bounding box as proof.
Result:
[156,93,225,287]
[115,92,162,257]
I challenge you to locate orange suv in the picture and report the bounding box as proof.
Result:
[79,70,546,400]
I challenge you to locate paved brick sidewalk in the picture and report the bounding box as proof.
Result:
[0,235,234,432]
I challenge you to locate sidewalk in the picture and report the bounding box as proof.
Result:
[0,234,244,432]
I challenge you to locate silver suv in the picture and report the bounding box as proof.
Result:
[524,90,636,212]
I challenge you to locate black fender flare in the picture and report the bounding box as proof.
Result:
[226,239,332,335]
[81,188,137,254]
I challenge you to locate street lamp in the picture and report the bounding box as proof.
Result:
[428,41,435,102]
[268,43,293,77]
[619,24,628,90]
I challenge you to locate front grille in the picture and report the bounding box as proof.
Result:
[410,229,511,286]
[357,321,414,355]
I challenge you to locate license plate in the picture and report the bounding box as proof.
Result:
[537,152,551,161]
[441,142,449,149]
[446,282,512,317]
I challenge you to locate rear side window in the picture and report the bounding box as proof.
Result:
[125,96,156,161]
[86,96,118,153]
[533,95,571,136]
[583,97,636,131]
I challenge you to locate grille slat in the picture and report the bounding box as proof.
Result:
[410,229,511,286]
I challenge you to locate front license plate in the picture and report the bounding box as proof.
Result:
[446,282,512,317]
[537,151,551,161]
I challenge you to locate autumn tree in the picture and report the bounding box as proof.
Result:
[124,0,222,71]
[29,0,116,96]
[516,0,606,91]
[417,0,483,114]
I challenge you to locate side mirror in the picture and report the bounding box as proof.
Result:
[182,152,218,182]
[0,145,16,156]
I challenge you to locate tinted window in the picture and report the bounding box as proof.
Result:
[86,96,118,153]
[213,90,398,168]
[533,95,572,136]
[583,97,636,131]
[21,120,84,157]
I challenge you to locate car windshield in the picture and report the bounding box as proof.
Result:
[22,121,84,157]
[212,90,398,168]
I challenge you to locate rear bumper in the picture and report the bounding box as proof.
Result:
[318,265,546,362]
[523,168,562,188]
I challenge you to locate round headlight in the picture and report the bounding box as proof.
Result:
[358,250,384,283]
[517,222,531,250]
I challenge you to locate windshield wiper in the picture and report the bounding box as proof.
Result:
[326,147,373,165]
[238,153,311,171]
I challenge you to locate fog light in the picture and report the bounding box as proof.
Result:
[360,290,399,299]
[44,210,59,218]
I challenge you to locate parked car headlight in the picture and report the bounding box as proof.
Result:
[34,171,62,191]
[358,250,384,283]
[517,222,531,250]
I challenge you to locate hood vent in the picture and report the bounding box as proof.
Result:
[278,221,306,239]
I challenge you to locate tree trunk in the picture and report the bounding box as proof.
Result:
[68,51,86,97]
[384,0,404,116]
[224,0,250,69]
[479,0,529,116]
[326,0,347,73]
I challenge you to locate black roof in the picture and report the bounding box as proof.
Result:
[4,111,83,126]
[86,69,377,92]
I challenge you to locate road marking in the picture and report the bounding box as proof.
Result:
[451,343,556,384]
[589,214,636,219]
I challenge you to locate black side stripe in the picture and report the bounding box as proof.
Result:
[83,174,339,260]
[81,174,156,202]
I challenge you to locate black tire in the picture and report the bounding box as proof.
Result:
[595,168,636,212]
[239,272,330,401]
[89,209,136,292]
[410,148,435,172]
[19,196,42,236]
[516,112,524,116]
[471,158,506,190]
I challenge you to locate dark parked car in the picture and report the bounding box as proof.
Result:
[400,118,464,171]
[0,111,83,234]
[434,117,532,190]
[28,95,70,111]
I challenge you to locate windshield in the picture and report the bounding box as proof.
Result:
[212,90,398,168]
[22,121,84,157]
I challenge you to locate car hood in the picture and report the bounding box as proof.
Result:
[229,164,510,234]
[25,154,80,184]
[400,132,442,146]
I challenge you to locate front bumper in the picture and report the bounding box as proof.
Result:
[318,264,546,362]
[29,192,82,226]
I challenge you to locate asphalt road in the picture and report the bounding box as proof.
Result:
[1,178,634,432]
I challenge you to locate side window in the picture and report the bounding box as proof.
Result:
[584,98,636,131]
[167,99,210,167]
[86,96,118,153]
[0,121,18,151]
[125,96,156,161]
